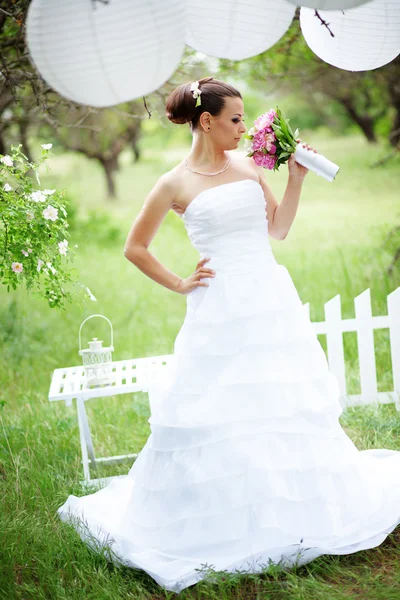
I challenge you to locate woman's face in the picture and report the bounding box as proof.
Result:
[200,96,247,149]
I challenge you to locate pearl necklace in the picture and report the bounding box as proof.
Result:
[184,155,231,176]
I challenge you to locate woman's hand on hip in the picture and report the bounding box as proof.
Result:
[176,257,216,295]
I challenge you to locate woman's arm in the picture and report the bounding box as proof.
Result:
[270,175,304,241]
[123,174,182,292]
[250,141,315,240]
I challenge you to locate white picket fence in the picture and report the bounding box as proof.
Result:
[303,286,400,410]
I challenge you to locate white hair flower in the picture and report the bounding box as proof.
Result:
[190,81,202,107]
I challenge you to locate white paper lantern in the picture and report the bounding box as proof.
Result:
[185,0,296,60]
[26,0,186,107]
[287,0,370,8]
[300,0,400,71]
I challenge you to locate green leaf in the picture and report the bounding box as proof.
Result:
[271,127,285,141]
[280,119,289,138]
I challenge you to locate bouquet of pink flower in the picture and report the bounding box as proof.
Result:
[244,107,339,182]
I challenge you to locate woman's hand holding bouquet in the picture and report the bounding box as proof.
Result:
[244,107,339,182]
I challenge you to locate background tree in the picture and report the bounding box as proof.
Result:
[0,1,211,199]
[41,101,147,200]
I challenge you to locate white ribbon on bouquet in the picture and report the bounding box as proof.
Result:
[293,143,339,182]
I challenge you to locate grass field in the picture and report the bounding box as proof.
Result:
[1,133,400,599]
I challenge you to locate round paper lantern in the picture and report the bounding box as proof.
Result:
[300,0,400,71]
[185,0,296,60]
[287,0,370,8]
[26,0,186,107]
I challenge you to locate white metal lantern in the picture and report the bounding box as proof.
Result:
[79,315,114,387]
[185,0,296,60]
[26,0,186,108]
[287,1,370,9]
[300,1,400,72]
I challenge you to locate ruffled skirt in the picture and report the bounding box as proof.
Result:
[58,259,400,593]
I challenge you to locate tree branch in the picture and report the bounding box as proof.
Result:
[314,10,335,37]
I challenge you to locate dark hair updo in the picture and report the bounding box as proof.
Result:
[165,76,242,131]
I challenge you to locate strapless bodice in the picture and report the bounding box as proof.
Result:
[182,178,276,273]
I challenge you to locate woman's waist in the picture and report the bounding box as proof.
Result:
[198,246,277,273]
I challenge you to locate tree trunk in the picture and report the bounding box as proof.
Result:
[129,126,141,163]
[388,83,400,148]
[339,97,378,143]
[132,141,141,163]
[0,132,6,156]
[98,156,119,200]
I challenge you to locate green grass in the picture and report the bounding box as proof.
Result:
[1,133,400,599]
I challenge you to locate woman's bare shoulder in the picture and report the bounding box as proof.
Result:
[228,151,260,181]
[160,162,186,197]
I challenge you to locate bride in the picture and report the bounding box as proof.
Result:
[58,76,400,594]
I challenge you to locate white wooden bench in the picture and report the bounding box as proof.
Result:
[48,354,172,487]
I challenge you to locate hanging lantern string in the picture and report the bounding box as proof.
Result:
[91,0,110,9]
[314,10,336,37]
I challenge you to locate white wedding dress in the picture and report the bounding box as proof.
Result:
[58,178,400,593]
